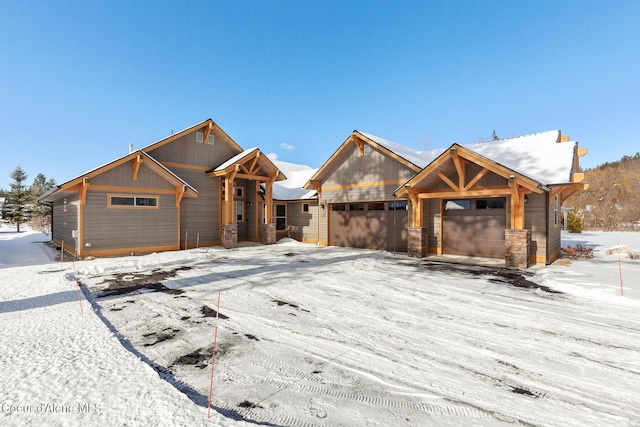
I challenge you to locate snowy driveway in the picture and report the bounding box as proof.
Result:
[74,239,640,427]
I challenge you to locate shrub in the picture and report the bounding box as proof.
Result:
[561,244,594,259]
[566,207,584,233]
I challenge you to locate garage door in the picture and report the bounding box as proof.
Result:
[329,201,407,252]
[442,198,506,258]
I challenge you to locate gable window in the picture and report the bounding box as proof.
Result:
[109,195,159,208]
[196,131,203,143]
[276,204,287,230]
[302,202,310,213]
[353,144,372,157]
[207,134,215,145]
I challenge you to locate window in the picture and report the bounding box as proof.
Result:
[553,195,559,227]
[236,202,244,222]
[476,198,505,209]
[353,144,372,157]
[331,204,346,211]
[367,202,385,211]
[196,131,203,143]
[109,195,159,208]
[445,200,471,210]
[236,186,244,198]
[389,201,408,211]
[207,134,215,145]
[302,203,310,213]
[349,203,365,211]
[276,204,286,230]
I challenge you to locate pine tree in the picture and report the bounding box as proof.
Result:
[6,166,29,232]
[566,206,584,233]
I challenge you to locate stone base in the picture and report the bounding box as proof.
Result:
[262,223,276,245]
[221,224,238,249]
[505,229,530,269]
[407,227,428,258]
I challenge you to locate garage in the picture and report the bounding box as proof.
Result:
[329,201,407,252]
[442,198,506,258]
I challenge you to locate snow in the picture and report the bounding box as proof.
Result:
[214,148,261,173]
[271,160,318,200]
[359,130,577,187]
[2,227,640,426]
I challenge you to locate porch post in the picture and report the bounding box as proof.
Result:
[262,176,276,245]
[222,172,238,249]
[407,191,427,257]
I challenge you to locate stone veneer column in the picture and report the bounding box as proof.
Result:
[221,224,238,249]
[262,223,276,245]
[407,227,428,258]
[505,229,530,269]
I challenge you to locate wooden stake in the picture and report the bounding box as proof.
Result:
[207,291,221,419]
[184,230,188,250]
[196,233,200,249]
[72,259,84,315]
[60,240,64,270]
[618,245,624,296]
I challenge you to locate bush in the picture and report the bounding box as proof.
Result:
[566,207,584,233]
[30,215,51,235]
[561,244,594,259]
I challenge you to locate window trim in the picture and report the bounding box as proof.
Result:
[302,202,310,214]
[275,203,287,230]
[235,201,245,222]
[107,194,160,209]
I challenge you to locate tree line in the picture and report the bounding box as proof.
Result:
[0,166,57,233]
[566,152,640,231]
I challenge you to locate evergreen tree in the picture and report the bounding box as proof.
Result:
[7,166,29,232]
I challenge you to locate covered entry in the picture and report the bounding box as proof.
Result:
[329,201,407,251]
[442,198,506,258]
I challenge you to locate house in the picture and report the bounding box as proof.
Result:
[305,130,587,268]
[39,119,311,258]
[40,119,587,269]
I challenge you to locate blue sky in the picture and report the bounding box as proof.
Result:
[1,0,639,190]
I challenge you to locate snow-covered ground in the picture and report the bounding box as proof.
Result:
[1,224,639,426]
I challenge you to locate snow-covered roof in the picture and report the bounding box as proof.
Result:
[213,147,260,172]
[271,160,318,200]
[358,131,445,169]
[360,130,576,186]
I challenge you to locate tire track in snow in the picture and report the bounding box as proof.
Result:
[251,376,491,419]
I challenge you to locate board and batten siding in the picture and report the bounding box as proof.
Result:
[82,190,178,255]
[146,128,239,169]
[52,194,79,255]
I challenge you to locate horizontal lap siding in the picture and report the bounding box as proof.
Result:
[83,191,177,251]
[172,169,219,246]
[286,201,319,242]
[52,195,79,253]
[89,162,175,190]
[524,193,548,263]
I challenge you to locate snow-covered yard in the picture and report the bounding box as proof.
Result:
[1,223,639,426]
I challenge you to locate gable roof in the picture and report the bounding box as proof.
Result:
[209,147,286,181]
[141,118,243,155]
[39,150,198,202]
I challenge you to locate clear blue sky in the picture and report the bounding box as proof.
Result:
[1,0,639,190]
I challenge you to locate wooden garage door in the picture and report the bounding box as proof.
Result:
[443,198,506,258]
[329,201,407,252]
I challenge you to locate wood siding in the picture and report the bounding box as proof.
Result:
[83,190,178,253]
[524,193,548,263]
[322,144,416,189]
[89,161,175,190]
[147,127,239,169]
[173,168,219,247]
[286,201,319,242]
[52,194,79,254]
